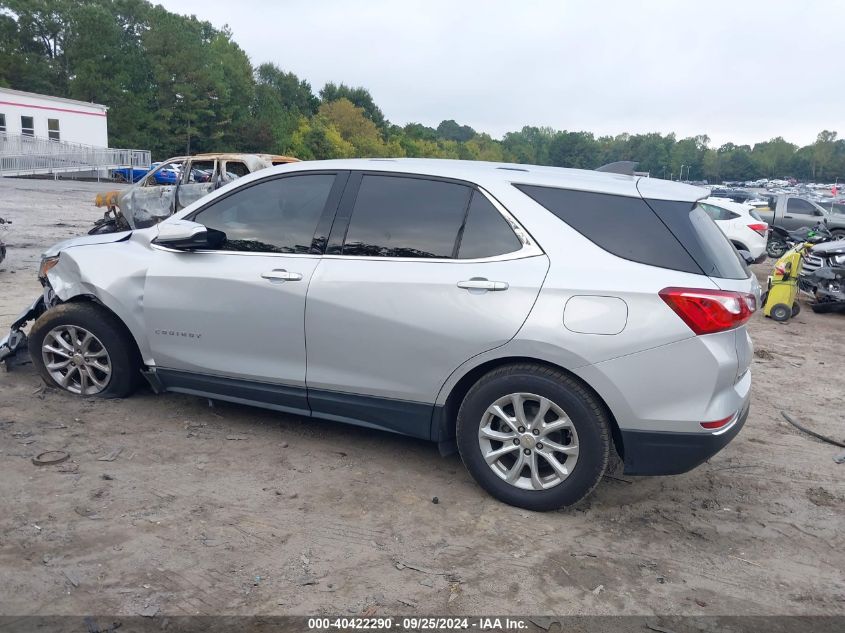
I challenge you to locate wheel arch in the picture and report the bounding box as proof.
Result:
[432,355,624,460]
[59,294,144,365]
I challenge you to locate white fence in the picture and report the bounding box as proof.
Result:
[0,133,150,177]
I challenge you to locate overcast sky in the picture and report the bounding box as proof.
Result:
[155,0,842,148]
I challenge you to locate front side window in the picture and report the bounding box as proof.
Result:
[0,114,6,134]
[192,174,335,253]
[21,115,34,136]
[47,118,60,141]
[343,175,471,258]
[787,198,819,216]
[458,192,522,259]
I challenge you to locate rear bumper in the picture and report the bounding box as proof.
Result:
[620,400,749,476]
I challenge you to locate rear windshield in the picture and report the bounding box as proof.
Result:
[515,184,749,280]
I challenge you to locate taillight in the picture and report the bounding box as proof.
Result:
[659,287,756,335]
[701,413,735,430]
[747,223,768,237]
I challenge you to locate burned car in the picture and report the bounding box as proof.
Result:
[91,153,298,234]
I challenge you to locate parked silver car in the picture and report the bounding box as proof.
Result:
[0,159,759,510]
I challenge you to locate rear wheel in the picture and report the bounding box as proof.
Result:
[28,303,140,398]
[811,302,833,314]
[791,302,801,317]
[766,239,787,259]
[769,303,792,322]
[456,363,610,511]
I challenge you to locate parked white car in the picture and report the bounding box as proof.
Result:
[700,197,768,262]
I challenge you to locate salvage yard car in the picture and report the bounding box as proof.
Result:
[0,159,759,511]
[699,197,768,263]
[91,153,298,234]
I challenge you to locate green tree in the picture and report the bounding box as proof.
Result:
[436,119,475,143]
[547,131,599,169]
[320,82,385,129]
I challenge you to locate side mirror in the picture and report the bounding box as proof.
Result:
[737,249,755,265]
[152,220,223,250]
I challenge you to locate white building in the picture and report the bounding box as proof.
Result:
[0,87,109,147]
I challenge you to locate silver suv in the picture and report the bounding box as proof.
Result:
[0,159,759,510]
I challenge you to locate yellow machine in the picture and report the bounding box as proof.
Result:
[762,241,813,322]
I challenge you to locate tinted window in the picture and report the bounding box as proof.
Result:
[787,198,819,215]
[647,200,748,280]
[458,192,522,259]
[193,174,334,253]
[515,184,700,274]
[343,175,471,258]
[0,113,5,133]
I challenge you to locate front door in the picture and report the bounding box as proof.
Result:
[304,173,549,438]
[781,197,823,230]
[144,171,343,410]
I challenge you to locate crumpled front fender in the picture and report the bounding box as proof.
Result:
[0,295,46,366]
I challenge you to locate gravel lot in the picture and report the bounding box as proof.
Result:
[1,177,843,619]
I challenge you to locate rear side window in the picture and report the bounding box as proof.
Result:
[193,174,334,253]
[458,192,522,259]
[515,184,701,274]
[646,200,749,280]
[343,175,471,258]
[701,203,739,221]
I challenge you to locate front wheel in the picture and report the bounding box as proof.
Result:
[28,303,140,398]
[456,363,611,511]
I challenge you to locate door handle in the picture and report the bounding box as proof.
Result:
[457,278,509,291]
[261,269,303,282]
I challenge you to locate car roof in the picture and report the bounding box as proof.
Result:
[268,158,708,202]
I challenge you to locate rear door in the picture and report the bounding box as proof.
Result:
[176,158,218,211]
[304,172,549,438]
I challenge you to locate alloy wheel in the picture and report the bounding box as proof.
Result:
[41,325,112,395]
[478,392,579,491]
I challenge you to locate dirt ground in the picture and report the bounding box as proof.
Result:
[0,177,843,619]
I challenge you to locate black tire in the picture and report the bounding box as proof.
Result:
[769,303,791,322]
[456,363,611,511]
[811,302,833,314]
[760,291,768,309]
[88,219,119,235]
[791,301,801,317]
[28,302,141,398]
[766,240,787,259]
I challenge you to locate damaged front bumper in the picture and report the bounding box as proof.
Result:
[0,295,46,366]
